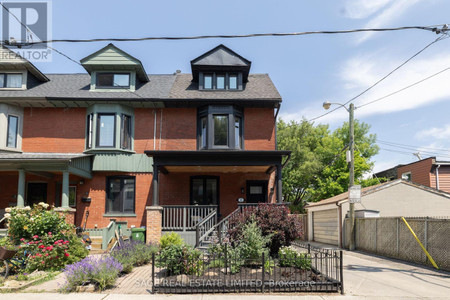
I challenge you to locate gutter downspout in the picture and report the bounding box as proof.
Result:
[436,164,441,190]
[153,109,157,150]
[274,103,280,150]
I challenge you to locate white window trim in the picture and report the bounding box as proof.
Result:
[0,71,27,90]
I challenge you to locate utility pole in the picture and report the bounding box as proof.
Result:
[349,103,355,251]
[322,101,357,251]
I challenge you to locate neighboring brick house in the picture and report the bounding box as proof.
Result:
[375,156,450,193]
[0,44,289,243]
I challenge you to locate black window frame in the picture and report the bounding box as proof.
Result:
[200,72,242,90]
[0,73,23,88]
[6,115,19,148]
[96,72,131,89]
[197,105,244,150]
[96,113,116,148]
[106,176,136,214]
[190,175,220,208]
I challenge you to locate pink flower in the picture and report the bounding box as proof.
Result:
[41,261,45,264]
[64,253,70,257]
[38,245,45,249]
[20,238,25,242]
[45,253,49,257]
[33,235,38,239]
[48,232,52,235]
[46,246,53,251]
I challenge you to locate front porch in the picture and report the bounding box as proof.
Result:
[0,153,92,225]
[144,150,290,245]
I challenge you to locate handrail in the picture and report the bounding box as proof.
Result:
[195,210,217,248]
[102,220,116,250]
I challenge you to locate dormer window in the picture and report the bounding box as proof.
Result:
[0,73,23,88]
[96,73,130,88]
[199,72,241,90]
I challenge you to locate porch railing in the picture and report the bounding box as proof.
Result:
[161,205,217,231]
[102,220,116,250]
[195,210,218,247]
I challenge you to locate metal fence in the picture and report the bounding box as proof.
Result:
[344,217,450,271]
[151,244,343,294]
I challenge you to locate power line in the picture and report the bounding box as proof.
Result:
[357,64,450,109]
[377,139,450,153]
[308,34,448,122]
[1,25,446,47]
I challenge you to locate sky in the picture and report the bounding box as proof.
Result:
[3,0,450,175]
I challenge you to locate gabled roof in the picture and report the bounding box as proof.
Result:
[80,43,149,82]
[305,179,450,208]
[0,46,49,82]
[191,44,251,67]
[190,44,251,82]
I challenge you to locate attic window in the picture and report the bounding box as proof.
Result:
[96,73,130,88]
[200,72,241,90]
[0,73,23,88]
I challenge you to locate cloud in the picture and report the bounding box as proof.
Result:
[342,0,392,19]
[282,46,450,125]
[355,0,420,44]
[416,124,450,140]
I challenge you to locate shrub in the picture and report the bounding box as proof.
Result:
[60,256,123,292]
[110,240,158,273]
[160,232,184,250]
[18,233,72,272]
[278,246,311,270]
[234,220,271,263]
[157,244,203,276]
[228,204,303,255]
[6,203,72,243]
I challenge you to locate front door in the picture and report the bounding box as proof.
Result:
[27,183,47,206]
[246,180,267,203]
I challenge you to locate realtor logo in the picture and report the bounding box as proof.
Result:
[1,1,52,61]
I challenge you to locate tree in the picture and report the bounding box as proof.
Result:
[277,119,380,212]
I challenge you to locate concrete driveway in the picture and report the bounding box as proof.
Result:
[342,249,450,299]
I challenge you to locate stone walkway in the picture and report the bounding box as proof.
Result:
[107,264,153,294]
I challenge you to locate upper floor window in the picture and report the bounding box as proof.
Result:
[0,73,23,88]
[96,73,130,88]
[97,114,116,147]
[85,104,134,151]
[199,72,241,90]
[198,106,243,150]
[7,115,18,148]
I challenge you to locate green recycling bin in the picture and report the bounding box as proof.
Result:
[131,227,146,243]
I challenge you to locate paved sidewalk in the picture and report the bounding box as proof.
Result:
[107,264,153,294]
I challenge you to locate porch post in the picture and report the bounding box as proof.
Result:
[152,165,159,206]
[276,164,283,203]
[17,169,25,207]
[61,170,69,208]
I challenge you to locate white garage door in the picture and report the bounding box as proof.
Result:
[313,209,338,245]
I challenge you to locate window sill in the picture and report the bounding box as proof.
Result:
[0,148,22,153]
[103,213,137,218]
[84,148,135,154]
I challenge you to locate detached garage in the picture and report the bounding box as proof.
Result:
[305,179,450,247]
[312,209,339,245]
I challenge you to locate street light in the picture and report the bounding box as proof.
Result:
[323,101,356,251]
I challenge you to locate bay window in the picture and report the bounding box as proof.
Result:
[198,106,243,150]
[85,105,134,151]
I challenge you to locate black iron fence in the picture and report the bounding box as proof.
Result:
[151,244,343,294]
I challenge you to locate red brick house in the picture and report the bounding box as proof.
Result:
[0,44,289,244]
[375,156,450,192]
